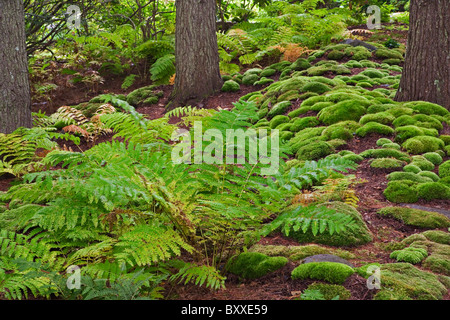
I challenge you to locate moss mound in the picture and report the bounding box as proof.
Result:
[291,262,354,284]
[318,100,367,125]
[221,80,240,92]
[377,206,450,229]
[226,252,288,279]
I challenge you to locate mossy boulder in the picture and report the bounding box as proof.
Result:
[126,85,161,106]
[383,180,418,203]
[301,82,331,94]
[260,68,277,77]
[369,158,405,169]
[402,136,445,154]
[439,160,450,178]
[300,283,351,300]
[291,58,311,71]
[318,100,367,125]
[377,206,450,229]
[290,117,320,132]
[221,80,240,92]
[359,148,410,162]
[416,182,450,200]
[390,247,428,264]
[267,101,291,118]
[360,112,395,125]
[355,122,394,137]
[226,252,288,279]
[269,115,290,129]
[296,140,334,160]
[291,262,354,284]
[373,263,448,300]
[327,50,345,61]
[242,73,260,85]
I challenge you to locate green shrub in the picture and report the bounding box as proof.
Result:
[402,136,445,154]
[318,100,367,125]
[383,180,418,203]
[370,158,405,169]
[390,247,428,264]
[226,252,288,279]
[221,80,240,92]
[355,122,394,137]
[377,206,450,229]
[439,160,450,178]
[291,262,354,284]
[416,182,450,201]
[267,101,291,118]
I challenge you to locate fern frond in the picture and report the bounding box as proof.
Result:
[150,54,175,85]
[169,260,226,290]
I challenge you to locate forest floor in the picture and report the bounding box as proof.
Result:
[2,22,449,301]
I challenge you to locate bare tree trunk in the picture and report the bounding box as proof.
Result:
[168,0,223,110]
[0,0,32,134]
[395,0,450,109]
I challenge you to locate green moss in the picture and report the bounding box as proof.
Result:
[321,125,353,141]
[417,182,450,201]
[417,171,439,182]
[375,48,404,60]
[291,58,312,71]
[359,148,410,162]
[126,85,159,106]
[290,117,320,132]
[402,136,445,154]
[374,263,448,300]
[439,160,450,178]
[383,180,418,203]
[243,68,262,77]
[254,77,275,86]
[303,283,351,300]
[355,122,394,137]
[287,107,309,118]
[343,154,364,163]
[221,80,240,92]
[248,244,355,261]
[277,90,301,103]
[241,73,260,85]
[296,141,334,160]
[226,252,288,279]
[377,206,450,229]
[267,101,291,118]
[376,138,392,146]
[285,202,372,247]
[327,50,345,60]
[382,142,401,150]
[422,152,443,165]
[383,58,401,65]
[390,247,428,264]
[388,171,433,183]
[269,115,289,129]
[269,61,292,71]
[403,101,449,117]
[310,101,334,112]
[370,158,405,169]
[439,135,450,146]
[360,112,395,125]
[318,100,367,125]
[301,82,331,94]
[402,164,421,174]
[360,68,386,79]
[291,262,354,284]
[260,68,276,77]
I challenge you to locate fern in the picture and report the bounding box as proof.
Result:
[169,260,226,290]
[121,74,138,90]
[150,54,175,85]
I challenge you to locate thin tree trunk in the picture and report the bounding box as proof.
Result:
[168,0,223,111]
[0,0,32,134]
[395,0,450,109]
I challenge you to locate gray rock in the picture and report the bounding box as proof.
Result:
[340,39,377,52]
[301,254,354,268]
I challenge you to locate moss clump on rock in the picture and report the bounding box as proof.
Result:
[301,82,331,94]
[291,262,354,284]
[359,148,410,162]
[242,73,260,85]
[402,136,445,154]
[422,152,443,165]
[318,100,367,125]
[269,115,290,129]
[301,282,351,300]
[387,171,433,184]
[296,140,334,160]
[416,182,450,201]
[373,263,448,300]
[226,252,288,279]
[290,117,320,132]
[267,101,291,118]
[439,160,450,178]
[369,158,405,169]
[355,122,394,137]
[221,80,240,92]
[383,180,418,203]
[126,85,161,106]
[360,112,395,126]
[377,206,450,229]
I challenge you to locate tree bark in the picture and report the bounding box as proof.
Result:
[168,0,223,110]
[0,0,32,134]
[395,0,450,109]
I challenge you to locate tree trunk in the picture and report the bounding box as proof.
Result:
[395,0,450,109]
[0,0,32,134]
[168,0,223,110]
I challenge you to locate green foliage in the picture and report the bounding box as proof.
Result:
[439,160,450,178]
[291,262,354,284]
[390,247,428,264]
[301,282,351,300]
[377,207,450,229]
[149,54,175,85]
[226,252,288,279]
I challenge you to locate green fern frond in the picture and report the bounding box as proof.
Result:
[169,260,226,290]
[150,54,175,85]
